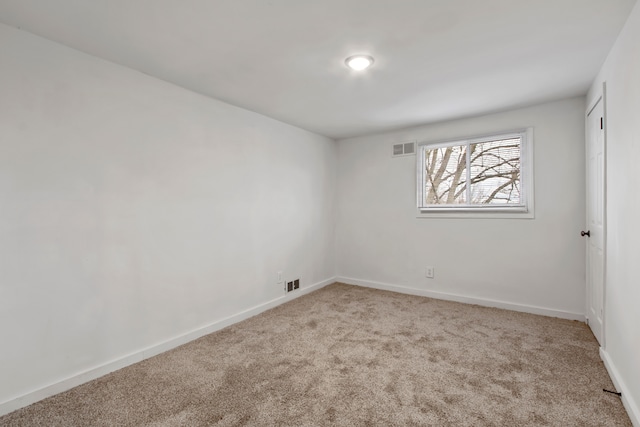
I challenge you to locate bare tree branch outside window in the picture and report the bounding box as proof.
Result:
[422,136,522,207]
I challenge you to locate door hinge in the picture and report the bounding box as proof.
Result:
[600,117,603,129]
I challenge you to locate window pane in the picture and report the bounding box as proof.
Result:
[423,144,467,205]
[469,137,521,205]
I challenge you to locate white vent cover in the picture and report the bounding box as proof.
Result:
[392,141,416,157]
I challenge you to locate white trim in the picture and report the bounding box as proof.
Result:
[337,276,585,321]
[416,206,534,219]
[600,348,640,426]
[601,82,608,350]
[0,277,336,417]
[416,127,535,219]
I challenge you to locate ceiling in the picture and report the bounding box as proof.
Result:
[0,0,636,139]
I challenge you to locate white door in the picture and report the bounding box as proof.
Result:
[585,97,605,345]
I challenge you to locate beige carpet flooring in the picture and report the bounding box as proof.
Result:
[0,283,631,426]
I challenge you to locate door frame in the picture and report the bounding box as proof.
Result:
[585,82,607,348]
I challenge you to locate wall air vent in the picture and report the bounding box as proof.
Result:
[392,141,416,157]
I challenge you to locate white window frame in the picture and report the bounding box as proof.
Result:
[416,128,534,219]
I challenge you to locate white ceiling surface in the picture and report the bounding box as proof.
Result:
[0,0,636,139]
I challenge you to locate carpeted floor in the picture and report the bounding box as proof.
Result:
[0,283,631,426]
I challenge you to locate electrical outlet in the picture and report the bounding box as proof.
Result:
[425,266,434,279]
[277,271,283,284]
[293,279,299,290]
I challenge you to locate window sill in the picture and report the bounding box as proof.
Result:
[416,207,534,219]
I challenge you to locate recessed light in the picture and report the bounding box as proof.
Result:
[345,55,374,71]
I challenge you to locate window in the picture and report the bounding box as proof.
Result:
[417,129,533,216]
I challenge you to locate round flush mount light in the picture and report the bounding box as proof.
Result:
[345,55,374,71]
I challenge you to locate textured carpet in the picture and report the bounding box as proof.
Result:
[0,283,631,426]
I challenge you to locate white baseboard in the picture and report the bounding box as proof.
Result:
[600,348,640,426]
[0,277,335,417]
[337,276,585,321]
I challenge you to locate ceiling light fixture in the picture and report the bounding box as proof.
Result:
[345,55,374,71]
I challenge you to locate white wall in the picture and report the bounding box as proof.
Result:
[336,97,586,318]
[588,1,640,424]
[0,23,336,410]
